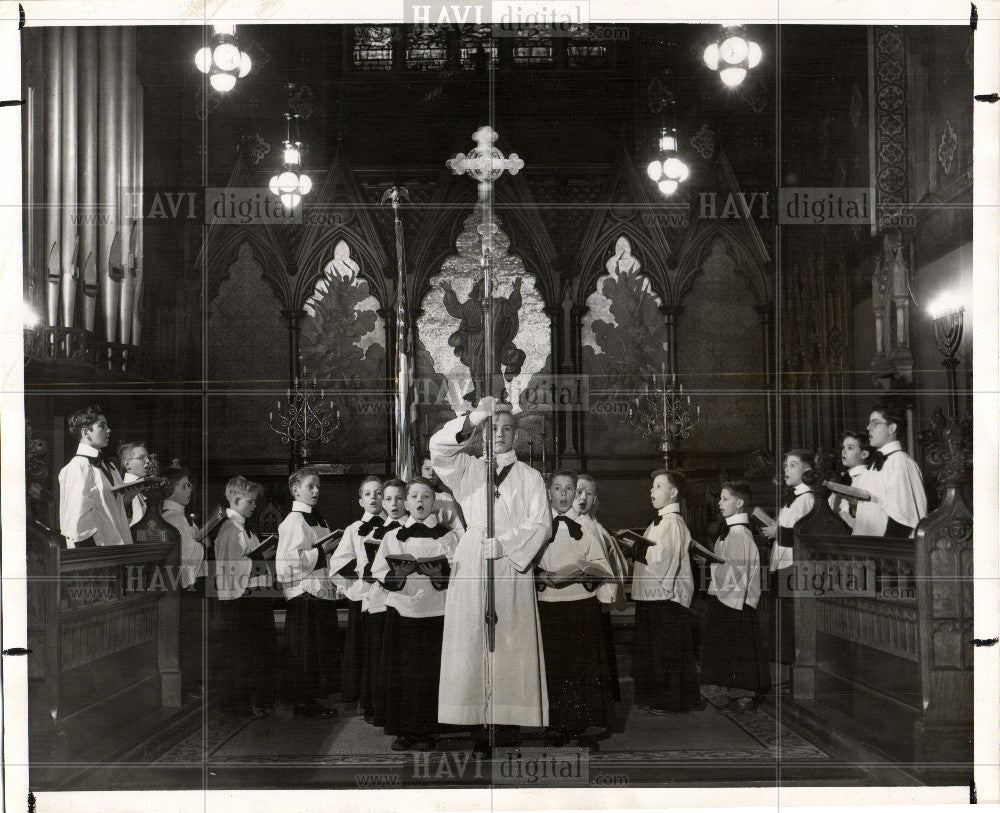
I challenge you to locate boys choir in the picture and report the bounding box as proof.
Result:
[54,400,931,751]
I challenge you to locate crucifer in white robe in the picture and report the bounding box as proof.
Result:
[430,415,552,727]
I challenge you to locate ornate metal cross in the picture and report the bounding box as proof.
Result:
[447,127,524,662]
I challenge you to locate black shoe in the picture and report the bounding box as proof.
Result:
[293,701,337,719]
[391,736,416,751]
[647,705,675,716]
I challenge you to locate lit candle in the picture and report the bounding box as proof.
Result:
[696,405,701,417]
[269,411,273,421]
[277,401,281,409]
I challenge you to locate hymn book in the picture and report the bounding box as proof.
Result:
[616,528,726,565]
[196,506,226,542]
[110,476,164,496]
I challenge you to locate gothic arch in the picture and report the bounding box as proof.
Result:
[203,229,293,310]
[672,224,770,310]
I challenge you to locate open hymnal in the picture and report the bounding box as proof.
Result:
[313,528,345,554]
[247,534,278,561]
[384,554,451,589]
[536,561,615,588]
[110,476,163,495]
[752,507,775,527]
[616,528,726,565]
[196,506,226,542]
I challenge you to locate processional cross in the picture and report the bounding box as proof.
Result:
[447,126,523,656]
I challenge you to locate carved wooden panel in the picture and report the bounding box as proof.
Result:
[60,605,157,671]
[817,597,918,661]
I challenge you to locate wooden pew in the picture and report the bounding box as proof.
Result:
[27,515,184,782]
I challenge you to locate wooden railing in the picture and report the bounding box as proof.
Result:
[27,520,182,771]
[791,490,972,764]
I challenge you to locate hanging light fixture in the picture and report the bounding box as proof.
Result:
[194,23,252,93]
[703,24,762,88]
[269,113,313,209]
[646,97,689,196]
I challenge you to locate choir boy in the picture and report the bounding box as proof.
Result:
[212,476,278,717]
[369,479,408,727]
[629,470,701,714]
[700,480,769,711]
[58,404,133,547]
[830,431,872,530]
[536,471,616,749]
[574,474,628,704]
[162,465,207,697]
[276,467,341,719]
[118,441,152,526]
[329,475,384,709]
[760,450,815,671]
[372,477,459,751]
[853,405,928,538]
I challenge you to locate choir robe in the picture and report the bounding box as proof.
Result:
[768,484,814,664]
[630,504,700,712]
[163,499,208,687]
[578,513,629,702]
[329,512,386,705]
[122,471,147,527]
[430,415,552,727]
[537,509,616,734]
[211,510,278,708]
[853,441,928,537]
[277,502,341,703]
[701,513,769,695]
[58,442,133,547]
[829,464,870,530]
[367,517,404,725]
[371,515,459,736]
[435,490,466,533]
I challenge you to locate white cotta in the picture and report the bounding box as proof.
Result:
[853,442,928,537]
[58,443,133,547]
[429,415,553,727]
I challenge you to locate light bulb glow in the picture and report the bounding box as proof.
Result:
[720,35,749,64]
[238,51,252,78]
[659,132,678,152]
[284,145,301,165]
[209,72,237,92]
[748,41,762,68]
[719,67,747,87]
[298,174,313,195]
[213,41,241,72]
[212,23,236,36]
[269,177,281,195]
[928,292,963,319]
[703,42,719,70]
[277,170,299,194]
[280,192,301,209]
[664,157,684,179]
[647,160,663,182]
[658,179,679,196]
[677,163,690,182]
[22,302,41,328]
[194,46,212,73]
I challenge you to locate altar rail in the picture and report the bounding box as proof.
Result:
[27,520,182,776]
[791,494,972,765]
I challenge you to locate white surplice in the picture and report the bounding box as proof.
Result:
[430,415,552,727]
[58,442,133,547]
[853,441,928,537]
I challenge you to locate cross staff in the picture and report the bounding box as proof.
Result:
[447,126,524,657]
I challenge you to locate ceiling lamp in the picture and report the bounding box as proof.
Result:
[646,99,689,196]
[195,23,252,93]
[269,113,313,209]
[703,25,762,88]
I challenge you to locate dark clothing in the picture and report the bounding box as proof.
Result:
[381,608,446,737]
[700,596,771,693]
[340,599,364,703]
[211,594,278,708]
[539,597,617,733]
[283,593,342,704]
[631,599,701,712]
[767,570,796,664]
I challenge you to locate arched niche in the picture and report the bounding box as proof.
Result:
[580,236,671,460]
[416,207,552,462]
[299,239,388,463]
[675,235,767,457]
[206,241,288,461]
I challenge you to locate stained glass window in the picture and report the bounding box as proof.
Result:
[460,25,497,69]
[406,25,447,70]
[353,25,393,70]
[513,39,553,64]
[567,24,611,67]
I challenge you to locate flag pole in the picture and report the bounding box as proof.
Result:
[382,186,415,481]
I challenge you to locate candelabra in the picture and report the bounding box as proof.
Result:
[628,367,701,469]
[268,385,341,465]
[927,292,965,418]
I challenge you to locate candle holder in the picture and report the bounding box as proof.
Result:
[268,383,341,465]
[628,367,701,469]
[927,293,965,418]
